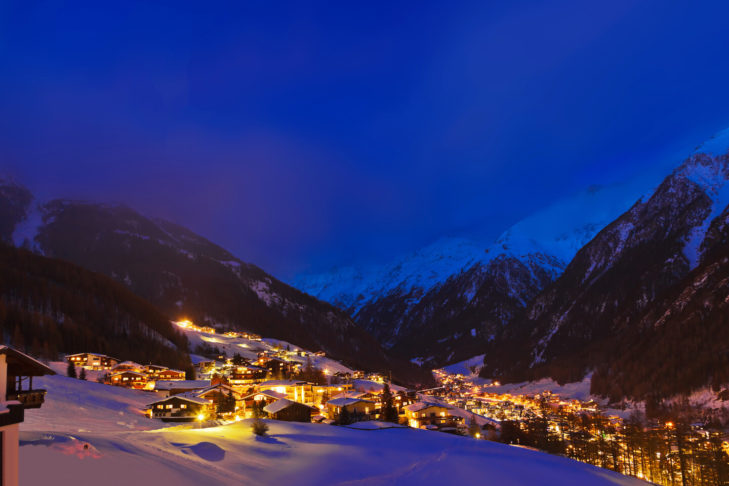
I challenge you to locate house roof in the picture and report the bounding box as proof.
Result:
[242,390,286,401]
[403,402,446,413]
[0,346,55,376]
[66,352,119,360]
[327,397,374,407]
[147,395,211,407]
[154,380,209,391]
[196,384,242,398]
[112,361,143,370]
[264,398,314,414]
[259,379,307,387]
[330,391,368,400]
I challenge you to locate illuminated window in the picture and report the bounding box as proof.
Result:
[181,404,187,409]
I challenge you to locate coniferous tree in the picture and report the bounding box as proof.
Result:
[66,361,77,379]
[380,383,399,423]
[78,367,87,380]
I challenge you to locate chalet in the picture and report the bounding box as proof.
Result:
[403,402,460,429]
[109,371,148,389]
[147,395,214,422]
[241,389,286,416]
[0,346,55,486]
[258,380,313,405]
[264,398,315,422]
[66,352,119,370]
[157,368,186,381]
[326,397,375,420]
[256,356,296,377]
[154,380,209,397]
[195,384,241,413]
[228,364,268,385]
[144,364,168,376]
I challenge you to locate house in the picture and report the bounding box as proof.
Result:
[241,390,287,417]
[228,364,268,385]
[66,352,119,370]
[144,364,168,376]
[108,370,148,389]
[147,395,214,422]
[256,356,296,377]
[403,402,459,429]
[154,380,209,397]
[326,397,375,420]
[258,380,313,405]
[157,368,186,381]
[195,384,241,413]
[264,398,315,422]
[0,346,55,486]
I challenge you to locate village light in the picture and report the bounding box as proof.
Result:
[197,413,205,421]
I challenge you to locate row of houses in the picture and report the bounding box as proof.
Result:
[67,353,186,390]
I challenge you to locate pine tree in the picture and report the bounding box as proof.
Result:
[381,383,399,423]
[66,361,77,379]
[79,367,87,380]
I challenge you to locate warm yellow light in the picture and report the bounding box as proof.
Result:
[475,433,481,439]
[197,413,205,421]
[665,421,674,429]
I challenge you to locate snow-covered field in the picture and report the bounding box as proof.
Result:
[18,374,647,485]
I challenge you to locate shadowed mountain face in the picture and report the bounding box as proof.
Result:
[0,185,431,384]
[483,144,729,400]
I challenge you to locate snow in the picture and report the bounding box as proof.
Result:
[19,376,645,486]
[440,354,485,376]
[293,172,660,318]
[693,126,729,156]
[679,156,729,269]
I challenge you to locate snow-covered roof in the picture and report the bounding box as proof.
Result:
[264,398,314,414]
[327,397,374,407]
[330,391,369,400]
[147,395,211,406]
[242,390,286,401]
[110,370,146,377]
[0,346,55,376]
[260,379,306,387]
[196,384,241,397]
[403,402,446,413]
[66,352,118,360]
[154,380,209,391]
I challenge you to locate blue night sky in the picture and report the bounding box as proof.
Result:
[2,1,729,278]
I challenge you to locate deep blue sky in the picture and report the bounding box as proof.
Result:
[2,1,729,278]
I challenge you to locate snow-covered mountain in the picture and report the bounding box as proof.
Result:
[483,128,729,399]
[0,188,432,383]
[294,170,663,366]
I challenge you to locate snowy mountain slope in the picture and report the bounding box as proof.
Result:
[0,193,430,382]
[483,129,729,397]
[20,376,644,486]
[294,171,663,366]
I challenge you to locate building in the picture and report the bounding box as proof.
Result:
[157,368,186,381]
[326,397,375,420]
[228,364,268,385]
[264,398,315,422]
[196,384,241,414]
[108,370,148,389]
[258,380,313,405]
[66,352,120,370]
[403,402,458,429]
[147,395,214,422]
[0,346,55,486]
[241,389,286,416]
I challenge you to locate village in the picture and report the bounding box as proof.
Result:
[62,320,729,485]
[64,320,499,438]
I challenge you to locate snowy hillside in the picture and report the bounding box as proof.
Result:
[19,375,644,486]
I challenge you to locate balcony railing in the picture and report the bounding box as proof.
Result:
[7,389,47,409]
